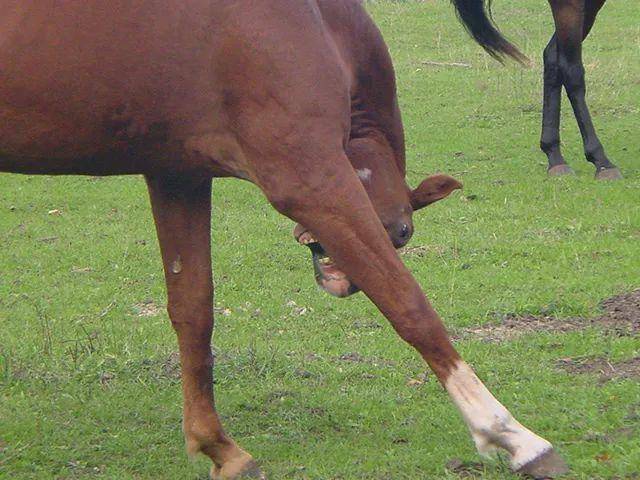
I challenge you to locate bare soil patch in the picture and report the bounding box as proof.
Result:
[160,351,182,380]
[133,299,163,317]
[445,458,489,478]
[598,290,640,335]
[454,289,639,343]
[556,356,640,383]
[336,351,396,368]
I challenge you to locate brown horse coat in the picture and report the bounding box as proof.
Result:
[1,1,567,478]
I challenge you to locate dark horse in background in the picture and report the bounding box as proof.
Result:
[2,0,582,479]
[457,0,623,179]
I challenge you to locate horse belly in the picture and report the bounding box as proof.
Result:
[0,0,229,175]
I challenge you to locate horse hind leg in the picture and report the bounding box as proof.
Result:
[146,174,265,480]
[550,0,621,180]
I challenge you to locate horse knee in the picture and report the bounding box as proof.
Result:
[166,293,213,336]
[562,62,585,92]
[388,303,449,349]
[394,319,430,348]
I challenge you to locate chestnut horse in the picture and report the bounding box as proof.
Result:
[454,0,622,179]
[1,1,567,478]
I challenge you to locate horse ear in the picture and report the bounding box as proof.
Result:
[410,174,462,211]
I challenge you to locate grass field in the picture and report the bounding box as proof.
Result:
[1,1,639,479]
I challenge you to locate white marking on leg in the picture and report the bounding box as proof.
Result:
[356,168,372,183]
[171,255,183,274]
[445,360,552,470]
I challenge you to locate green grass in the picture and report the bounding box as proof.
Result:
[1,1,639,479]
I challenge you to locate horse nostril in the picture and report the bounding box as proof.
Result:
[399,223,410,239]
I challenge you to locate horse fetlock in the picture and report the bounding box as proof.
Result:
[540,138,560,155]
[584,142,606,163]
[469,429,500,457]
[469,418,553,470]
[184,420,231,458]
[210,452,264,480]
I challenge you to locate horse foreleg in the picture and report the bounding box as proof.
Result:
[146,175,264,480]
[541,34,573,176]
[259,150,568,478]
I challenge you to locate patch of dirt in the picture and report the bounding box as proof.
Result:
[304,352,323,362]
[133,299,163,317]
[294,368,313,379]
[406,371,431,387]
[626,403,640,422]
[597,290,640,335]
[351,319,382,330]
[555,356,640,383]
[71,266,93,273]
[161,352,181,380]
[66,460,106,476]
[445,458,487,478]
[454,289,639,343]
[455,314,586,342]
[337,352,395,368]
[338,352,365,362]
[305,406,327,417]
[137,352,182,381]
[99,371,115,386]
[583,425,638,444]
[265,390,295,404]
[400,244,447,258]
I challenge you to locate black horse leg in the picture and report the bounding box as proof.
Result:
[541,34,572,176]
[561,50,620,179]
[550,0,621,179]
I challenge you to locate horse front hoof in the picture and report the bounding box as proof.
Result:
[516,448,569,479]
[595,167,623,181]
[211,460,266,480]
[547,164,575,177]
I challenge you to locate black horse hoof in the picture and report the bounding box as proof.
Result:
[516,448,569,479]
[548,164,575,177]
[595,167,623,181]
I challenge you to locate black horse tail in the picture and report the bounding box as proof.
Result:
[450,0,527,64]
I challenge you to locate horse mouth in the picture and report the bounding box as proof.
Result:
[294,224,360,298]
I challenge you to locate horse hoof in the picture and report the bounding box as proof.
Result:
[516,448,569,479]
[211,460,266,480]
[547,164,575,177]
[595,167,623,181]
[238,463,266,479]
